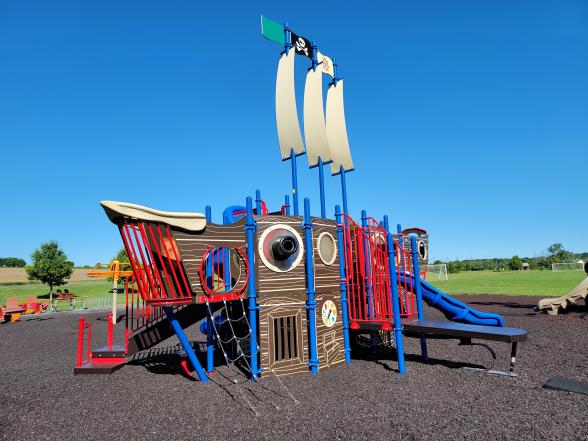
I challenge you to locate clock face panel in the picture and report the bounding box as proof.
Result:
[321,300,337,328]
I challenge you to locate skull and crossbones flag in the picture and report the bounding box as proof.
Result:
[290,32,313,59]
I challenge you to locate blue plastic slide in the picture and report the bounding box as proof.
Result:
[399,273,504,327]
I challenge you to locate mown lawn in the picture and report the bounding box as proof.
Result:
[427,270,586,296]
[2,270,585,308]
[0,279,124,307]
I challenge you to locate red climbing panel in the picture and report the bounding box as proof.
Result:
[342,215,393,330]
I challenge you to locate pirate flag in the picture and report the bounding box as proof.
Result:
[290,32,312,59]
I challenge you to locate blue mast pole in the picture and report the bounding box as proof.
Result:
[308,40,329,219]
[410,235,428,362]
[340,165,348,214]
[331,59,349,215]
[290,147,299,216]
[318,157,327,218]
[205,205,214,373]
[303,198,320,375]
[255,189,262,214]
[283,23,301,217]
[245,197,260,380]
[335,205,351,364]
[284,195,291,215]
[383,216,406,375]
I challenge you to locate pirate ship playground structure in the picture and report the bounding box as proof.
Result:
[74,17,527,384]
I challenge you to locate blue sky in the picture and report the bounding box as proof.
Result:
[0,0,586,265]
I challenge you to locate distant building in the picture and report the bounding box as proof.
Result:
[522,262,530,271]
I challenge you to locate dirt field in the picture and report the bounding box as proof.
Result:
[0,295,586,440]
[0,268,91,283]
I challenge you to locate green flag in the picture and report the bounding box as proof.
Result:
[260,15,284,45]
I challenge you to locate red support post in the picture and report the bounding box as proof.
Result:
[107,312,113,349]
[77,317,84,368]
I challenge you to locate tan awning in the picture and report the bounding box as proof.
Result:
[101,201,206,232]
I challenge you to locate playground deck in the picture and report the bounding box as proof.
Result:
[0,295,585,441]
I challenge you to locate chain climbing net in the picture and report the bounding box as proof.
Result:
[204,297,299,415]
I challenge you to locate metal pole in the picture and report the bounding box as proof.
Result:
[255,189,262,215]
[163,306,208,382]
[410,235,428,362]
[383,216,406,375]
[245,197,260,380]
[361,210,376,352]
[291,147,299,215]
[303,198,320,375]
[318,156,326,218]
[340,165,348,214]
[222,212,231,292]
[205,205,214,373]
[335,205,351,364]
[111,261,118,325]
[284,195,291,215]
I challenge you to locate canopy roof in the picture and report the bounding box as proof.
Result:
[101,201,206,232]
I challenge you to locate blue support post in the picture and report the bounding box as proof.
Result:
[290,148,299,216]
[284,21,292,54]
[222,212,231,292]
[318,157,326,218]
[205,205,214,373]
[383,216,406,375]
[410,235,428,362]
[340,165,349,214]
[245,197,260,380]
[361,210,376,353]
[335,205,351,364]
[284,195,291,215]
[361,210,374,318]
[163,307,208,382]
[303,198,320,375]
[255,189,262,215]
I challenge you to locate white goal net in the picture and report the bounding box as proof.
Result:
[424,264,448,281]
[551,262,584,272]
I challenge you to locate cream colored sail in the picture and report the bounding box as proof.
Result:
[275,50,305,159]
[303,67,332,167]
[326,80,353,174]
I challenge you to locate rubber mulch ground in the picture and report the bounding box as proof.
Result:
[1,295,586,440]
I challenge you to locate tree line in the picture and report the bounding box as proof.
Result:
[0,257,27,267]
[436,243,586,274]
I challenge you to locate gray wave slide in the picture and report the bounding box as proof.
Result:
[537,276,588,315]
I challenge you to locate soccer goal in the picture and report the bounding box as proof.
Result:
[551,262,584,272]
[424,264,448,281]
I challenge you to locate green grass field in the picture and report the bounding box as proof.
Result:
[0,279,121,307]
[1,270,585,308]
[427,270,586,296]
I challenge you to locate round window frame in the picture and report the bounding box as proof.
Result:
[257,224,304,273]
[417,239,428,261]
[316,232,337,266]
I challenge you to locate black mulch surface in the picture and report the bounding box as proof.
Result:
[1,295,586,440]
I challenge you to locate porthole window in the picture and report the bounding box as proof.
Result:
[418,240,428,261]
[317,232,337,265]
[258,224,304,272]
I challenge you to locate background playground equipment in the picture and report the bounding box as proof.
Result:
[538,263,588,315]
[88,260,133,323]
[74,17,527,380]
[1,296,48,323]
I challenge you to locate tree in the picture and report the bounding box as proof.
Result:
[0,257,26,267]
[547,243,573,263]
[111,248,129,263]
[509,255,523,271]
[25,241,74,293]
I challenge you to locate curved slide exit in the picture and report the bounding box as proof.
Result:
[399,273,504,327]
